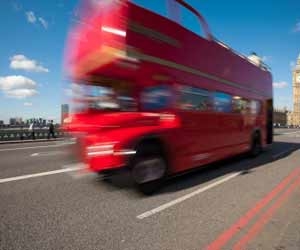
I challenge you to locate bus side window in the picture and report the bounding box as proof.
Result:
[250,100,261,115]
[213,92,232,113]
[141,85,172,110]
[232,97,248,114]
[180,86,212,111]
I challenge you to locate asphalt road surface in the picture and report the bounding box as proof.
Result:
[1,129,300,250]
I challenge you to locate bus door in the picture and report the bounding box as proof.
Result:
[266,99,273,144]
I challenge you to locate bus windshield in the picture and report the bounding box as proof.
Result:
[70,82,174,113]
[71,82,137,112]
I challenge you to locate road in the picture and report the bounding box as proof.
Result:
[1,129,300,250]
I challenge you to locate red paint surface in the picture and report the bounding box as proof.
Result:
[205,167,300,250]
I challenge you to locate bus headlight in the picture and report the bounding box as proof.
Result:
[86,143,114,157]
[63,116,72,124]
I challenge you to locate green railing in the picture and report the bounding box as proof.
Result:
[0,128,65,141]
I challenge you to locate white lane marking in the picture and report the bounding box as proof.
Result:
[62,163,92,179]
[0,164,85,184]
[0,142,74,152]
[30,151,67,157]
[137,172,241,219]
[272,148,294,160]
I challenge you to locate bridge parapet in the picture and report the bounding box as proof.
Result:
[0,128,65,141]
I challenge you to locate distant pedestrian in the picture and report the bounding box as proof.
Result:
[28,122,36,140]
[47,120,56,139]
[20,126,24,140]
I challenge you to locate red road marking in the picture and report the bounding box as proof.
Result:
[205,167,300,250]
[233,174,300,250]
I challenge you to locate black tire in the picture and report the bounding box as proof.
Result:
[249,132,262,157]
[132,143,167,195]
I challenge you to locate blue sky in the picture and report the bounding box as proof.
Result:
[0,0,299,123]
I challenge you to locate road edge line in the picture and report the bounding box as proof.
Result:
[0,166,85,184]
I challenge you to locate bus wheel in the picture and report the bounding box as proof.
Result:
[249,132,262,157]
[132,144,167,195]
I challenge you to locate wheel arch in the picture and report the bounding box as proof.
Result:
[128,134,170,171]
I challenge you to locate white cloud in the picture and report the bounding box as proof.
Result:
[273,81,288,89]
[5,89,38,99]
[10,54,49,73]
[0,75,36,90]
[24,102,33,106]
[38,17,48,29]
[25,11,36,23]
[25,11,48,29]
[0,75,38,99]
[293,21,300,33]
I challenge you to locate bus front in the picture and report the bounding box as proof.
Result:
[64,0,179,193]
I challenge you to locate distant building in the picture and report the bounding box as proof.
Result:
[8,117,23,126]
[274,108,288,127]
[288,53,300,126]
[9,118,17,125]
[287,111,293,126]
[61,104,69,125]
[0,120,4,126]
[15,117,23,125]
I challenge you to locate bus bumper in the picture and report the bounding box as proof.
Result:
[86,146,136,172]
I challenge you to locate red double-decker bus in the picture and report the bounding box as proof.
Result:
[64,0,273,194]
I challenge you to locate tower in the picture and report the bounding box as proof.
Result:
[61,104,69,125]
[292,54,300,125]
